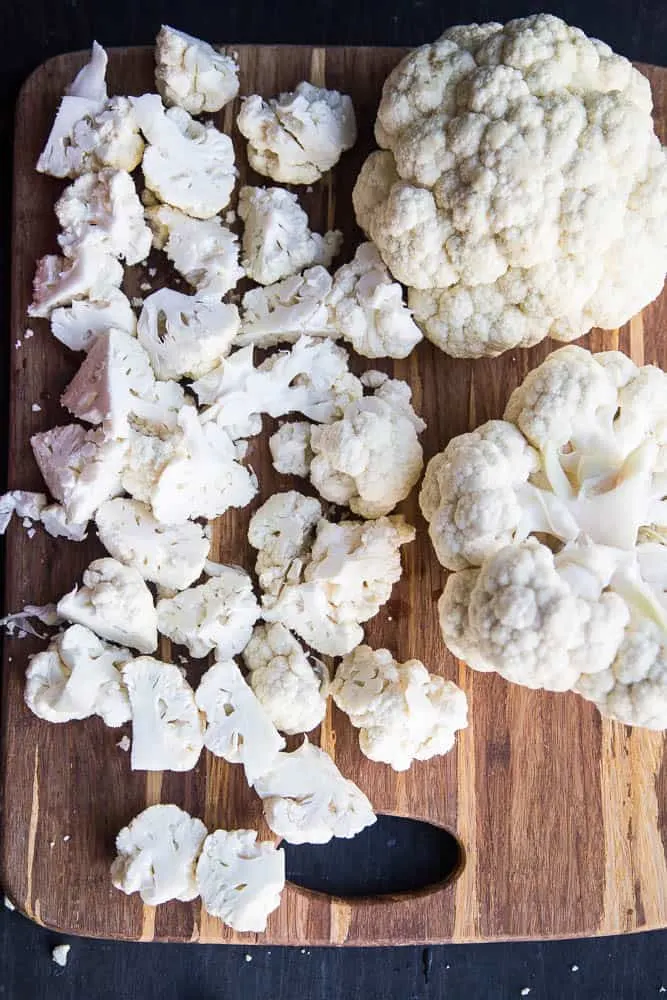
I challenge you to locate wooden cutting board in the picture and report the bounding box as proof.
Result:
[3,44,667,946]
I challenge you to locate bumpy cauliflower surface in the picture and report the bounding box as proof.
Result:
[269,421,314,477]
[332,646,468,770]
[196,829,284,932]
[146,205,243,298]
[155,25,239,114]
[353,14,667,357]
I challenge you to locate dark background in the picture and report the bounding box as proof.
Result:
[2,1,667,997]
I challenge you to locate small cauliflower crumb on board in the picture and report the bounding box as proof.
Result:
[51,944,70,967]
[3,34,667,951]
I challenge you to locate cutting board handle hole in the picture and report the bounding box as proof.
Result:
[284,814,463,899]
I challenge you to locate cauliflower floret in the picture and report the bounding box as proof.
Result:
[238,186,342,285]
[237,82,356,185]
[24,624,131,726]
[195,660,285,784]
[354,15,667,357]
[156,567,259,659]
[67,40,108,101]
[50,289,137,352]
[0,491,47,534]
[331,646,467,771]
[31,424,127,523]
[28,250,123,319]
[131,94,236,218]
[247,490,322,597]
[236,267,335,349]
[146,204,243,298]
[111,804,207,904]
[155,25,239,114]
[95,497,209,590]
[243,623,329,735]
[253,739,376,844]
[57,557,158,654]
[196,830,284,932]
[269,421,313,477]
[39,503,89,542]
[55,169,151,265]
[137,289,240,380]
[122,657,204,771]
[309,390,424,518]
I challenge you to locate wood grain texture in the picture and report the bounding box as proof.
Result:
[2,46,667,945]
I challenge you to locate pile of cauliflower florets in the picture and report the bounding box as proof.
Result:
[3,13,667,933]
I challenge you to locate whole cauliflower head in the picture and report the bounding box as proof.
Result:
[353,15,667,357]
[155,25,239,114]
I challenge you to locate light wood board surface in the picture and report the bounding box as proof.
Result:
[3,45,667,945]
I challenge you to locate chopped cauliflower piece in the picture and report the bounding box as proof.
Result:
[253,739,376,844]
[0,491,46,534]
[137,289,239,380]
[247,490,322,597]
[269,421,313,477]
[243,623,329,735]
[50,289,137,352]
[31,424,127,523]
[39,504,89,541]
[146,205,243,298]
[51,944,71,968]
[155,25,239,114]
[195,660,285,784]
[57,557,158,654]
[237,81,356,185]
[25,624,131,726]
[132,94,236,218]
[238,186,341,285]
[123,657,204,771]
[111,804,207,904]
[157,566,259,658]
[68,40,108,101]
[196,829,284,932]
[55,169,151,266]
[96,497,209,590]
[332,646,468,771]
[236,267,335,349]
[28,250,123,319]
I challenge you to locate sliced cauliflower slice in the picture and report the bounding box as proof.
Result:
[157,567,259,659]
[68,40,108,101]
[24,624,131,726]
[196,830,284,932]
[253,739,376,844]
[123,657,204,772]
[57,557,158,654]
[237,267,335,350]
[96,497,209,590]
[195,660,285,784]
[238,186,342,285]
[243,623,329,735]
[146,205,243,298]
[28,250,123,319]
[31,424,127,523]
[111,804,207,904]
[132,94,236,218]
[137,289,240,380]
[39,503,89,542]
[237,82,356,185]
[269,421,313,477]
[55,169,151,265]
[247,490,322,597]
[331,645,467,771]
[50,289,137,353]
[155,25,239,114]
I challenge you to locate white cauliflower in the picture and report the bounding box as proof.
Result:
[57,557,158,654]
[28,250,123,319]
[331,646,468,771]
[237,82,356,185]
[31,423,127,523]
[39,503,89,542]
[122,657,204,771]
[146,205,243,298]
[246,490,322,597]
[95,497,209,590]
[131,94,236,218]
[111,804,207,904]
[243,623,329,735]
[67,40,108,102]
[50,289,137,353]
[155,25,239,114]
[354,15,667,357]
[253,738,376,844]
[25,624,131,726]
[269,421,313,477]
[196,830,284,932]
[237,267,334,349]
[238,186,342,285]
[55,169,151,266]
[0,491,47,534]
[157,567,259,659]
[195,660,285,784]
[137,289,239,381]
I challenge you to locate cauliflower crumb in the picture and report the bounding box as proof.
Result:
[31,403,42,413]
[25,329,34,339]
[116,734,131,752]
[3,896,15,911]
[51,944,71,968]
